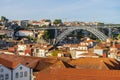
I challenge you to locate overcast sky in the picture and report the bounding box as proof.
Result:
[0,0,120,23]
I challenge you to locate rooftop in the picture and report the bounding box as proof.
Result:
[34,68,120,80]
[0,54,58,70]
[69,58,120,70]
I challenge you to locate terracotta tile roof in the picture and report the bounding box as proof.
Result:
[0,54,57,70]
[8,47,15,52]
[84,39,95,42]
[97,43,107,48]
[40,60,68,73]
[94,45,103,49]
[34,68,120,80]
[115,44,120,49]
[69,58,120,70]
[19,30,33,32]
[78,53,100,58]
[50,60,66,69]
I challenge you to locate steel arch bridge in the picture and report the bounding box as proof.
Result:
[55,26,108,45]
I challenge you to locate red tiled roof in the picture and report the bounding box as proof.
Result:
[34,68,120,80]
[115,44,120,49]
[69,58,120,70]
[0,54,58,70]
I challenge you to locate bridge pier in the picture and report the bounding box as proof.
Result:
[53,29,58,45]
[55,29,57,38]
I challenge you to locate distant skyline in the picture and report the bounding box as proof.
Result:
[0,0,120,23]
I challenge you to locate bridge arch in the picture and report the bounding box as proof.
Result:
[55,26,108,45]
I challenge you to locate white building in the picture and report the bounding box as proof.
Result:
[17,44,27,55]
[35,48,48,57]
[13,64,32,80]
[15,30,34,37]
[70,44,89,59]
[0,64,12,80]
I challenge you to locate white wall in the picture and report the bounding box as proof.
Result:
[13,64,32,80]
[17,45,27,51]
[0,65,11,80]
[16,31,34,37]
[94,49,103,56]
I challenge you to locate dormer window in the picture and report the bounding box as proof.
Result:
[20,66,22,70]
[0,68,3,72]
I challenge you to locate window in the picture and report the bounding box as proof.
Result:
[0,75,4,80]
[15,72,19,78]
[0,68,3,72]
[20,72,23,78]
[5,74,9,80]
[24,71,27,77]
[20,66,22,70]
[36,49,39,53]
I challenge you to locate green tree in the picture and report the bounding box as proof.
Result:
[118,34,120,39]
[53,19,62,26]
[43,29,55,40]
[1,16,8,22]
[0,35,5,39]
[43,30,50,40]
[51,50,61,56]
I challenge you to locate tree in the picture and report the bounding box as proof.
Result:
[53,19,62,26]
[50,50,61,56]
[43,29,55,40]
[0,35,5,39]
[43,30,50,40]
[1,16,5,22]
[118,34,120,39]
[1,16,8,22]
[0,16,9,27]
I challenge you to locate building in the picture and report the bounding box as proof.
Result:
[40,19,51,27]
[94,46,108,57]
[34,44,53,57]
[13,64,32,80]
[69,58,120,70]
[17,44,27,55]
[12,20,21,26]
[32,21,41,26]
[108,42,119,58]
[0,54,58,80]
[0,64,12,80]
[21,20,29,28]
[0,57,33,80]
[15,30,34,37]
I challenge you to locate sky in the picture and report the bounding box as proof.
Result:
[0,0,120,23]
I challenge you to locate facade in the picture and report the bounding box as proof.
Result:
[0,64,11,80]
[0,64,32,80]
[35,48,48,57]
[21,20,29,28]
[94,45,108,56]
[32,21,41,26]
[108,42,119,58]
[40,19,51,27]
[13,64,32,80]
[15,30,34,37]
[17,44,27,55]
